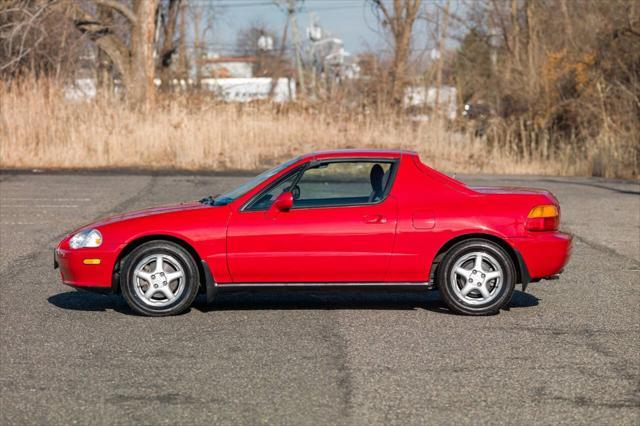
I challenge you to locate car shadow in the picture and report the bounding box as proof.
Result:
[48,289,539,316]
[48,291,132,314]
[194,288,452,314]
[509,290,541,308]
[195,288,539,315]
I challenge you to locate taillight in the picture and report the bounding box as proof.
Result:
[526,205,559,231]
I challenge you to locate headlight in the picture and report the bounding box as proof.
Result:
[69,229,102,249]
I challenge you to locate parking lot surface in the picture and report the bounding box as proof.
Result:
[1,171,638,425]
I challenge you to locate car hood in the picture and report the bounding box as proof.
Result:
[77,202,208,230]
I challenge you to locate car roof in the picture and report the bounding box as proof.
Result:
[301,149,417,160]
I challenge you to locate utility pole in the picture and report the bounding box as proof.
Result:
[307,11,321,100]
[288,0,306,98]
[268,5,289,98]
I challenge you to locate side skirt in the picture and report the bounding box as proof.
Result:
[200,260,434,304]
[215,282,432,290]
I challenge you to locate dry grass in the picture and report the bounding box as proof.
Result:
[1,78,636,178]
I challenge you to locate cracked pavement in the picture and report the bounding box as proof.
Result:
[1,171,638,425]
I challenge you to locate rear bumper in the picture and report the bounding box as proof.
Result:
[508,232,573,280]
[54,247,116,290]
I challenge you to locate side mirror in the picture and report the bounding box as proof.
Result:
[271,191,293,212]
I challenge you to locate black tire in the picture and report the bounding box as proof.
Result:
[120,241,200,317]
[437,239,516,315]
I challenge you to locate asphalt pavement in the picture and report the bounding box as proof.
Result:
[0,171,638,425]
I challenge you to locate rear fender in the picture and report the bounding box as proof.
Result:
[431,233,531,290]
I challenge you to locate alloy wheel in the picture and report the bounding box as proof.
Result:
[449,251,503,306]
[132,254,186,307]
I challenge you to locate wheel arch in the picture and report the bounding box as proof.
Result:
[429,233,529,286]
[111,234,205,293]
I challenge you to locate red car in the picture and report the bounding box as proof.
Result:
[54,150,572,316]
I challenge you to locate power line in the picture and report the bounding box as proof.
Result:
[187,0,364,9]
[304,5,363,10]
[186,1,278,7]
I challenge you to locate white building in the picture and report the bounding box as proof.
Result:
[202,55,256,79]
[64,77,296,103]
[200,78,296,103]
[404,85,458,120]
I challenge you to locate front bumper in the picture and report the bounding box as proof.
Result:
[54,247,116,290]
[508,231,573,280]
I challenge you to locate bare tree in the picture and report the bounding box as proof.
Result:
[267,6,290,98]
[176,0,188,80]
[450,0,639,176]
[236,20,279,56]
[188,1,216,86]
[370,0,423,105]
[236,20,280,77]
[95,3,114,90]
[433,0,449,114]
[0,1,83,79]
[157,0,182,86]
[72,0,160,106]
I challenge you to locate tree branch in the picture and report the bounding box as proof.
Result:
[68,3,131,82]
[371,0,391,21]
[93,0,137,25]
[490,0,512,55]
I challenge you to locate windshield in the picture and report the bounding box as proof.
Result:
[202,157,301,206]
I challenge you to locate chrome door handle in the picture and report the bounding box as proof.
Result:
[363,214,387,224]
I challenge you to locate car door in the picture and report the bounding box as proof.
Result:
[226,159,399,283]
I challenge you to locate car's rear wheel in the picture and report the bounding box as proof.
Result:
[120,241,199,316]
[437,239,515,315]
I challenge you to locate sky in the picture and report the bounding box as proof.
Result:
[187,0,466,61]
[203,0,388,55]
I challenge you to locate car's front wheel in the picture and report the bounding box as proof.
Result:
[437,239,516,315]
[120,241,200,316]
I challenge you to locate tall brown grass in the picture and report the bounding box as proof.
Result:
[0,78,636,178]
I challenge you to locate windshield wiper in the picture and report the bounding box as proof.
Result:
[199,194,219,206]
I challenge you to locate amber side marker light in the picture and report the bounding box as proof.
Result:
[526,205,559,231]
[83,259,101,265]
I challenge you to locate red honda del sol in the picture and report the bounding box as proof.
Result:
[55,150,572,316]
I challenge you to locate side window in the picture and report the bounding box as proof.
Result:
[245,170,300,211]
[293,161,394,208]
